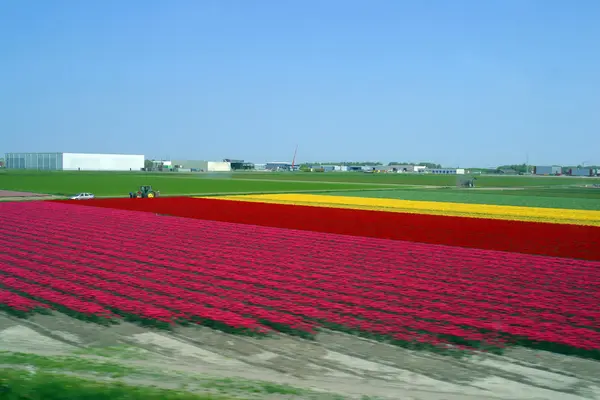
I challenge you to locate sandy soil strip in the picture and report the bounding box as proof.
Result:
[0,190,50,197]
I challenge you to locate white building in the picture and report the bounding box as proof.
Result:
[171,160,232,172]
[427,168,466,175]
[387,164,427,173]
[200,161,231,172]
[5,152,144,171]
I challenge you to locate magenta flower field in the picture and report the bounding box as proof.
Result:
[1,201,599,359]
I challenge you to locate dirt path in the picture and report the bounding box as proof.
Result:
[0,190,49,197]
[1,313,598,400]
[0,190,64,202]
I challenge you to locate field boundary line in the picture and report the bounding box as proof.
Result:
[92,187,405,199]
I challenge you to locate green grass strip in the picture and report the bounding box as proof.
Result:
[0,369,231,400]
[0,352,135,376]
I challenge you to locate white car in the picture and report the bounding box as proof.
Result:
[70,193,95,200]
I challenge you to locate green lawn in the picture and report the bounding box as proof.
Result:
[231,171,600,187]
[2,170,599,203]
[0,171,391,197]
[329,187,600,210]
[0,351,329,399]
[0,369,233,400]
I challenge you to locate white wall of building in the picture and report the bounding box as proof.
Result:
[62,153,144,171]
[428,168,465,175]
[205,161,231,172]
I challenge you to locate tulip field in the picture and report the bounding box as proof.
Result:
[1,194,600,361]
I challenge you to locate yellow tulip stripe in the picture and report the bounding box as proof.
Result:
[197,193,600,226]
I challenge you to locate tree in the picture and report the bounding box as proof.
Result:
[496,164,528,174]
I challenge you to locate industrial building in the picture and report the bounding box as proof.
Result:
[533,166,562,175]
[265,162,294,171]
[568,168,595,177]
[303,165,352,172]
[171,160,231,172]
[4,152,144,171]
[387,164,427,173]
[223,159,255,170]
[427,168,466,175]
[148,160,173,171]
[318,165,338,172]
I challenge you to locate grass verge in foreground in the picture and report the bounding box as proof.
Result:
[0,351,136,376]
[0,369,231,400]
[0,351,316,399]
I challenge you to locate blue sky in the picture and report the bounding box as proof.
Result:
[1,0,598,167]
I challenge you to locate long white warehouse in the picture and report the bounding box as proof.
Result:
[5,152,145,171]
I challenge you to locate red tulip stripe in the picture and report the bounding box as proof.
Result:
[53,197,600,261]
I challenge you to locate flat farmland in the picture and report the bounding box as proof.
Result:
[1,173,600,399]
[1,200,600,400]
[231,171,600,187]
[0,170,393,197]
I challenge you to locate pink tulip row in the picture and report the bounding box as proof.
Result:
[0,288,48,313]
[3,239,599,350]
[1,275,115,318]
[3,226,599,330]
[0,251,484,347]
[3,210,599,309]
[3,231,599,333]
[1,201,599,356]
[0,233,595,330]
[4,202,598,292]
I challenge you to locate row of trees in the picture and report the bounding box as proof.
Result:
[303,161,383,166]
[303,161,443,168]
[388,162,442,169]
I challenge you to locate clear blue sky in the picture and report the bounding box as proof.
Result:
[1,0,598,167]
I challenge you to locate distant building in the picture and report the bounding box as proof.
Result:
[387,164,427,173]
[5,152,144,171]
[265,162,293,171]
[223,159,254,170]
[320,165,337,172]
[533,166,561,175]
[427,168,466,175]
[149,160,172,171]
[172,160,231,172]
[568,168,594,177]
